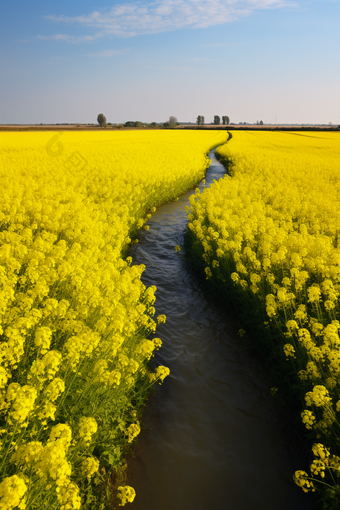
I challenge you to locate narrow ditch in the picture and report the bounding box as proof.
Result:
[127,148,311,510]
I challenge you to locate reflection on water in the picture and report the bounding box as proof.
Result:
[128,149,311,510]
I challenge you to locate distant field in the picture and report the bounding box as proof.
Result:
[0,124,338,132]
[179,124,339,131]
[0,124,126,131]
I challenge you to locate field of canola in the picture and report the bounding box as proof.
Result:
[187,130,340,508]
[0,129,228,510]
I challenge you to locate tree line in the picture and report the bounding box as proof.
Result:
[97,114,231,128]
[97,114,179,128]
[197,115,230,126]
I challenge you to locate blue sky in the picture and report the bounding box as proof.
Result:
[0,0,339,124]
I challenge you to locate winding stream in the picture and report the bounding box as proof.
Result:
[128,148,311,510]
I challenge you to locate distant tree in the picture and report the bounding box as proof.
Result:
[124,121,135,127]
[134,121,143,127]
[222,116,230,125]
[163,122,170,128]
[259,120,264,125]
[169,116,178,126]
[197,115,205,126]
[213,115,221,125]
[97,113,107,127]
[150,122,157,127]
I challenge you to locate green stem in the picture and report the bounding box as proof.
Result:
[0,421,19,475]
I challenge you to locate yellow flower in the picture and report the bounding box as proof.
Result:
[307,285,321,303]
[152,337,162,350]
[294,305,307,323]
[283,344,296,360]
[285,320,298,337]
[324,300,335,311]
[305,385,332,408]
[81,457,100,480]
[108,370,121,387]
[293,471,315,493]
[231,272,239,283]
[34,326,52,355]
[312,443,330,461]
[126,423,140,443]
[57,479,81,510]
[0,475,27,510]
[310,459,326,478]
[265,294,277,317]
[28,350,62,387]
[11,441,43,467]
[301,410,316,430]
[149,365,170,384]
[0,367,8,391]
[79,417,97,443]
[44,377,65,402]
[35,442,71,482]
[49,424,72,449]
[117,486,136,506]
[8,385,37,425]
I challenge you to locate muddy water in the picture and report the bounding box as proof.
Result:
[128,149,311,510]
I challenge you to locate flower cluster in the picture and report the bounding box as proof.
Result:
[117,485,136,506]
[0,475,27,509]
[0,130,227,507]
[186,131,340,502]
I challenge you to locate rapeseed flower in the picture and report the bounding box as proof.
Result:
[293,471,315,493]
[0,475,27,510]
[117,485,136,506]
[81,457,99,480]
[126,423,140,443]
[186,130,340,501]
[78,417,97,443]
[0,129,229,505]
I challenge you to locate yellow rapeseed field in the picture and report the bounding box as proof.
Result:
[0,129,228,509]
[187,130,340,504]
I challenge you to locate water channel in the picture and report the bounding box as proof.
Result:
[128,148,312,510]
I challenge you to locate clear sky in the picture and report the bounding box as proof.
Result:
[0,0,339,125]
